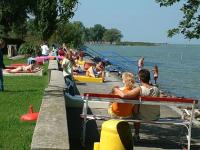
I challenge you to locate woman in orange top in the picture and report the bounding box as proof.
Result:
[108,72,136,118]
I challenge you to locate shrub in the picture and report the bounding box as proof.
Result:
[18,42,39,55]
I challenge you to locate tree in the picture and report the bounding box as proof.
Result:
[57,0,79,22]
[87,27,96,42]
[103,28,123,44]
[50,21,85,48]
[83,27,93,42]
[25,19,41,45]
[34,0,78,41]
[156,0,200,39]
[0,25,6,38]
[34,0,57,41]
[0,0,79,40]
[91,24,106,42]
[0,0,30,38]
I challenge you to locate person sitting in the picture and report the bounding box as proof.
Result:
[49,44,57,56]
[108,72,137,118]
[71,49,79,60]
[113,69,160,141]
[27,56,36,65]
[76,52,85,65]
[9,60,41,73]
[58,47,65,57]
[62,43,68,51]
[86,61,105,79]
[74,52,86,73]
[58,43,68,57]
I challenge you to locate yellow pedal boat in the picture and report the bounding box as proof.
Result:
[74,75,103,83]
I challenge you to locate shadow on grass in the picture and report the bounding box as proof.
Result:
[3,89,38,92]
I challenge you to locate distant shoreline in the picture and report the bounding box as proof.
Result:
[85,42,200,46]
[85,41,168,46]
[116,41,167,46]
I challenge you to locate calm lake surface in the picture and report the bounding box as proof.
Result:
[86,44,200,103]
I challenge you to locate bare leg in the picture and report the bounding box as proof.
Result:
[86,67,95,77]
[101,71,105,80]
[10,66,23,73]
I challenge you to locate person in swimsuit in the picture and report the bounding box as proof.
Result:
[9,60,40,73]
[86,61,105,79]
[137,57,144,72]
[152,65,158,84]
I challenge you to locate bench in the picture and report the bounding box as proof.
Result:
[81,93,198,150]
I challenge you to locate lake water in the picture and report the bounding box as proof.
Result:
[85,44,200,103]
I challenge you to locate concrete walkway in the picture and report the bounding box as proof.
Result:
[31,60,69,150]
[71,72,200,150]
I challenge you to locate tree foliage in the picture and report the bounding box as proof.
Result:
[84,28,93,42]
[33,0,78,41]
[18,42,39,55]
[83,25,122,44]
[0,0,31,38]
[156,0,200,39]
[0,0,122,46]
[34,0,57,41]
[50,21,85,48]
[103,28,122,44]
[57,0,78,22]
[0,0,78,40]
[49,22,123,47]
[90,24,106,42]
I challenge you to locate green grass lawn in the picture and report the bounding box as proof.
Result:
[0,57,48,150]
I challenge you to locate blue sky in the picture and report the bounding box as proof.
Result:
[71,0,200,44]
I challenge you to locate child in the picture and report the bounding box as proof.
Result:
[152,65,158,84]
[62,51,75,81]
[108,72,136,118]
[62,50,76,95]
